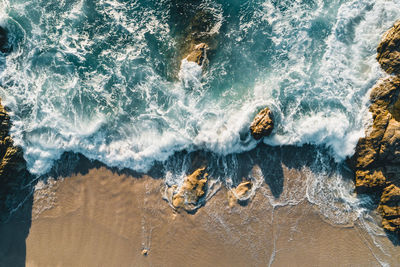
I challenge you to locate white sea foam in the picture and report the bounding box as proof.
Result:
[0,0,399,181]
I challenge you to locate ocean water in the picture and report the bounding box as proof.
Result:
[1,0,400,236]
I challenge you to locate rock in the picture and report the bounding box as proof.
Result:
[182,9,219,52]
[0,98,31,221]
[169,167,208,211]
[228,181,253,207]
[185,43,208,67]
[378,184,400,232]
[355,169,386,192]
[235,181,252,198]
[250,107,274,140]
[174,8,220,77]
[0,26,8,53]
[377,21,400,75]
[353,21,400,235]
[353,78,400,225]
[379,118,400,164]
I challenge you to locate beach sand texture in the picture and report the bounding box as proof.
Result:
[23,167,400,267]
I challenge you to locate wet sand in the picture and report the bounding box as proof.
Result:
[25,167,400,267]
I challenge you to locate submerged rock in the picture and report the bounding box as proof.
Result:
[168,167,208,211]
[185,43,208,67]
[175,8,220,77]
[250,107,274,140]
[377,21,400,75]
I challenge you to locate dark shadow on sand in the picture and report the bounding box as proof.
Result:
[1,141,398,267]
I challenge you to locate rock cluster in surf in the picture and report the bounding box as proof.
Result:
[250,107,274,140]
[353,21,400,234]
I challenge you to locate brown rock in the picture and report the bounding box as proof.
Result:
[352,21,400,234]
[353,78,400,169]
[235,181,252,198]
[377,21,400,75]
[380,184,400,204]
[379,118,400,163]
[0,98,31,221]
[370,76,400,105]
[228,181,253,207]
[378,184,400,232]
[355,169,386,192]
[353,78,400,233]
[185,43,208,67]
[170,167,208,211]
[141,249,149,256]
[250,107,274,140]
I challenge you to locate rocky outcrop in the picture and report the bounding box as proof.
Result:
[250,107,274,140]
[167,167,208,211]
[353,21,400,234]
[0,98,31,221]
[377,21,400,75]
[378,184,400,232]
[185,43,208,67]
[353,77,400,190]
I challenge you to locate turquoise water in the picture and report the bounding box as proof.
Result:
[1,0,400,229]
[2,0,399,175]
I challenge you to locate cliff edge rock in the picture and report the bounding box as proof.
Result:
[354,21,400,234]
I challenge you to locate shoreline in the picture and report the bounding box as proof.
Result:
[23,166,400,266]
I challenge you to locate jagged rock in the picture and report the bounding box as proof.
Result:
[169,167,208,211]
[353,78,400,219]
[378,184,400,232]
[353,21,400,235]
[250,107,274,140]
[185,43,208,67]
[377,21,400,75]
[235,181,252,198]
[355,169,386,192]
[0,99,31,221]
[228,181,253,207]
[379,118,400,164]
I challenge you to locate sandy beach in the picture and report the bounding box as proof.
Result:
[21,166,400,267]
